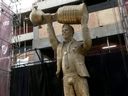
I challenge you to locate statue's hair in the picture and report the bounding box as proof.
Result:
[62,24,74,34]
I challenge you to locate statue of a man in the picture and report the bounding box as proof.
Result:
[46,11,92,96]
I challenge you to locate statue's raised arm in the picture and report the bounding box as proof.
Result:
[29,8,59,51]
[46,18,59,51]
[81,5,92,53]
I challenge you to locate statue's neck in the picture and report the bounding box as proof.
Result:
[64,38,75,44]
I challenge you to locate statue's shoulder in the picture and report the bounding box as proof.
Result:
[72,41,87,54]
[71,41,83,51]
[73,41,83,47]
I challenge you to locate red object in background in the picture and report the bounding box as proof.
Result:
[0,2,12,96]
[125,0,128,12]
[15,26,33,35]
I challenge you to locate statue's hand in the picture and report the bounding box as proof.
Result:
[44,13,52,23]
[81,10,88,25]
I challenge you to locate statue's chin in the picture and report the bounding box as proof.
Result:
[63,36,69,40]
[63,37,73,42]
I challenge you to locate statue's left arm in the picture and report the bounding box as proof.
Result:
[81,10,92,53]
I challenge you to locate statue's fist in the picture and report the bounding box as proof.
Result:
[44,14,52,23]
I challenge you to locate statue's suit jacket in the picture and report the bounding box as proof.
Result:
[57,39,90,77]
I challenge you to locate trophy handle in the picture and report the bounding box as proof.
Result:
[29,7,57,26]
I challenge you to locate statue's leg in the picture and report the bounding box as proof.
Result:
[63,77,75,96]
[74,77,89,96]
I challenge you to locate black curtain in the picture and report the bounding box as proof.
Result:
[86,51,128,96]
[10,51,128,96]
[10,62,63,96]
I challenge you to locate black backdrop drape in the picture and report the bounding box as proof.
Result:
[10,62,63,96]
[10,51,128,96]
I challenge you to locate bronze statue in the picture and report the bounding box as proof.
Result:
[30,3,92,96]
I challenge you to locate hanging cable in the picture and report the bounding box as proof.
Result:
[25,16,29,58]
[23,17,26,58]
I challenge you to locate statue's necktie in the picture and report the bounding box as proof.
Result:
[62,41,73,69]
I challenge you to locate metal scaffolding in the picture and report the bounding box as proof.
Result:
[0,1,14,96]
[118,0,128,52]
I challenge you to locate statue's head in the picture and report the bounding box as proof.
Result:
[62,24,74,40]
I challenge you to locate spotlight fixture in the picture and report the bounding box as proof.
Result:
[102,37,117,49]
[102,45,117,49]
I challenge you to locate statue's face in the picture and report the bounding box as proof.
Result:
[62,25,73,40]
